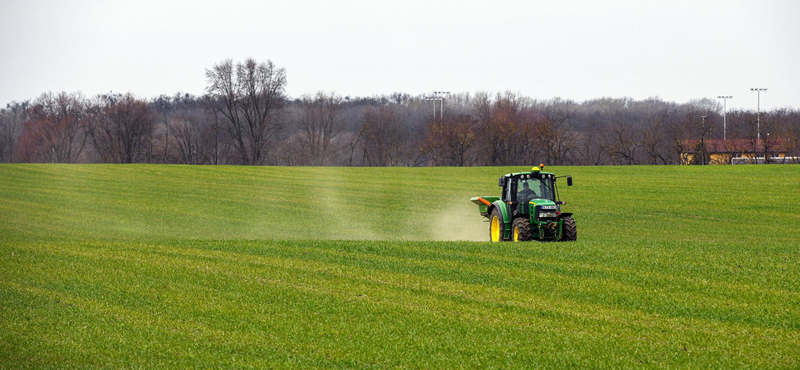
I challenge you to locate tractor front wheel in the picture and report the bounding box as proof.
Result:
[561,217,577,241]
[489,209,503,242]
[512,218,532,242]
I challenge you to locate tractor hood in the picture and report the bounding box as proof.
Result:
[529,198,556,207]
[528,198,558,214]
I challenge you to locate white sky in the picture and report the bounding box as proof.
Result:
[1,0,798,110]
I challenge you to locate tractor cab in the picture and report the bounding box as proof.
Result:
[499,169,559,217]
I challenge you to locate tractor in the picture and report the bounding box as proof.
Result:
[471,165,577,242]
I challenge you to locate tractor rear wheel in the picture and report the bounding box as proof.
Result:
[512,218,532,242]
[561,216,577,241]
[489,209,503,242]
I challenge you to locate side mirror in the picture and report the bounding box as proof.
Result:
[498,177,506,187]
[567,176,573,186]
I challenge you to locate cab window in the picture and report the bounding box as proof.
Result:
[517,178,540,204]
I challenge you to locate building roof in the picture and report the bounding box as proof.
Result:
[681,139,790,154]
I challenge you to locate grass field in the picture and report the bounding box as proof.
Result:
[1,164,799,368]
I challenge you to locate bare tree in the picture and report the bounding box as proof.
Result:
[473,92,504,165]
[151,95,175,163]
[88,93,155,163]
[759,111,781,164]
[199,96,230,165]
[423,112,478,166]
[19,92,88,163]
[340,113,362,167]
[0,101,28,162]
[784,110,800,163]
[295,92,346,165]
[149,94,221,165]
[740,111,762,164]
[607,119,638,165]
[538,98,577,165]
[641,108,670,164]
[677,108,714,165]
[0,113,6,161]
[360,106,404,166]
[205,58,287,165]
[576,119,609,165]
[169,114,203,164]
[473,92,535,165]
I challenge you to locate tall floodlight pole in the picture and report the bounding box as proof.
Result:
[425,94,440,121]
[426,91,450,122]
[750,88,767,140]
[435,91,450,120]
[700,115,708,165]
[717,96,732,140]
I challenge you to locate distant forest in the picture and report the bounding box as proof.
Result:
[1,58,798,166]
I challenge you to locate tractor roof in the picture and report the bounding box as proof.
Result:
[505,171,554,177]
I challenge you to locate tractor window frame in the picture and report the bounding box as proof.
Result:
[510,179,518,202]
[502,179,512,202]
[555,180,561,202]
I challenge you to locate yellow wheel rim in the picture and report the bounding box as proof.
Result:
[513,227,519,242]
[490,216,500,242]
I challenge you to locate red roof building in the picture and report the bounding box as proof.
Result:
[680,138,794,164]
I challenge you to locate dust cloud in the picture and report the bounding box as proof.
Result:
[429,200,487,242]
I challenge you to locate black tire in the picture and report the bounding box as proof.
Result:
[512,218,533,242]
[489,209,504,242]
[561,216,577,241]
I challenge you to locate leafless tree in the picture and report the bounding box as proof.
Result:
[423,112,478,166]
[738,111,762,163]
[295,92,346,165]
[759,111,781,164]
[783,110,800,163]
[473,92,503,165]
[151,95,175,163]
[641,108,670,164]
[576,119,609,165]
[683,109,714,165]
[538,99,577,165]
[169,114,203,164]
[20,92,88,163]
[473,92,536,165]
[88,93,155,163]
[205,58,287,165]
[360,105,405,166]
[607,118,638,165]
[199,96,229,165]
[0,101,28,162]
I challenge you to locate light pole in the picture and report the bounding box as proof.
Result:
[717,95,732,140]
[424,91,450,122]
[750,88,767,140]
[436,91,449,115]
[424,96,439,120]
[700,115,708,165]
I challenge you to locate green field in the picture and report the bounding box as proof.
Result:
[1,164,799,368]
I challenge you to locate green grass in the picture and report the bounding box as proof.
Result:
[1,164,799,368]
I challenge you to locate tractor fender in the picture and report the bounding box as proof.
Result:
[488,201,510,224]
[489,201,511,238]
[558,212,573,219]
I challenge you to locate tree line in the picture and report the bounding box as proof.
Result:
[2,58,799,166]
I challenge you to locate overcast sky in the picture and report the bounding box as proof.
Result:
[1,0,798,110]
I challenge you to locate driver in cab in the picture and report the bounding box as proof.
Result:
[518,180,539,204]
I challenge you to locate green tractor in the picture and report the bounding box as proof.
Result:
[471,165,577,242]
